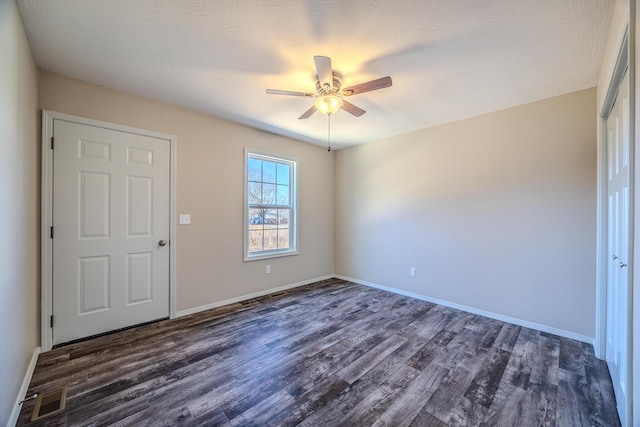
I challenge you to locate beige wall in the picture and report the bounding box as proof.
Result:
[38,71,335,312]
[336,88,597,338]
[0,0,40,424]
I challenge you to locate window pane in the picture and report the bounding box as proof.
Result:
[263,230,277,250]
[277,184,289,205]
[278,229,289,249]
[249,208,265,226]
[248,230,263,253]
[263,161,276,183]
[264,209,277,229]
[248,158,262,181]
[249,207,262,217]
[277,163,290,185]
[278,209,290,227]
[248,182,262,204]
[262,183,276,205]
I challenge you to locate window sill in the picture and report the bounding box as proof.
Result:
[244,250,299,262]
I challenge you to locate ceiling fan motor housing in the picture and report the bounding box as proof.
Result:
[316,71,343,95]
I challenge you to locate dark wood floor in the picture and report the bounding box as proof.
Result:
[17,278,619,426]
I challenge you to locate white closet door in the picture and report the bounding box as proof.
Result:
[52,119,170,345]
[605,70,630,427]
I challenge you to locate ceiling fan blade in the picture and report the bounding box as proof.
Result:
[299,105,318,119]
[314,56,333,91]
[341,100,366,117]
[266,89,314,97]
[342,76,392,96]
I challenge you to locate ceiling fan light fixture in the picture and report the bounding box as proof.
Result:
[315,94,343,115]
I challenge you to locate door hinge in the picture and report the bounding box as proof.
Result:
[50,315,54,328]
[50,136,54,149]
[50,226,53,239]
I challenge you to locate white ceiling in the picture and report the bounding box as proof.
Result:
[17,0,614,150]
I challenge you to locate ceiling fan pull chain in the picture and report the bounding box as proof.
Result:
[328,114,331,152]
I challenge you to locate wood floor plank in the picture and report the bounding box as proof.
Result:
[559,336,587,375]
[409,410,449,427]
[16,278,620,426]
[336,365,420,426]
[336,333,408,384]
[371,364,450,426]
[263,374,350,426]
[482,374,558,427]
[583,350,622,426]
[227,389,295,427]
[529,332,560,388]
[557,368,592,426]
[448,395,490,427]
[303,361,421,427]
[464,347,512,408]
[493,323,521,352]
[298,334,429,426]
[503,326,538,390]
[420,352,483,423]
[522,384,558,426]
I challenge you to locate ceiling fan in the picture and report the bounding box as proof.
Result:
[265,56,392,119]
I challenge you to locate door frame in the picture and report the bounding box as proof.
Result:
[40,110,178,352]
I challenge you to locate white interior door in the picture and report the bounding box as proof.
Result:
[606,69,630,426]
[52,119,170,345]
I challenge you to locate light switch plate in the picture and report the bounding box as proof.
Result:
[179,214,191,225]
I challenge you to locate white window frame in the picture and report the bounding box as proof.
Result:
[244,148,298,261]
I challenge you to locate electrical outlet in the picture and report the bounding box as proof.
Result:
[266,265,271,274]
[179,214,191,225]
[410,267,416,277]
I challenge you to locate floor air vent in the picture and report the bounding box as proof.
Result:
[31,386,67,421]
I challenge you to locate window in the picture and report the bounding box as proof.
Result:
[244,150,297,260]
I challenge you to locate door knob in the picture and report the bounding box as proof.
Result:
[158,240,167,247]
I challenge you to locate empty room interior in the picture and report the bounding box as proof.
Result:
[2,0,639,426]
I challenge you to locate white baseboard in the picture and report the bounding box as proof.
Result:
[176,273,593,344]
[8,346,41,427]
[335,275,593,344]
[175,275,334,318]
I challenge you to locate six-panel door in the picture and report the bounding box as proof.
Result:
[52,119,170,345]
[605,70,630,426]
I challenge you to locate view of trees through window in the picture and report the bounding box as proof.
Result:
[247,154,295,255]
